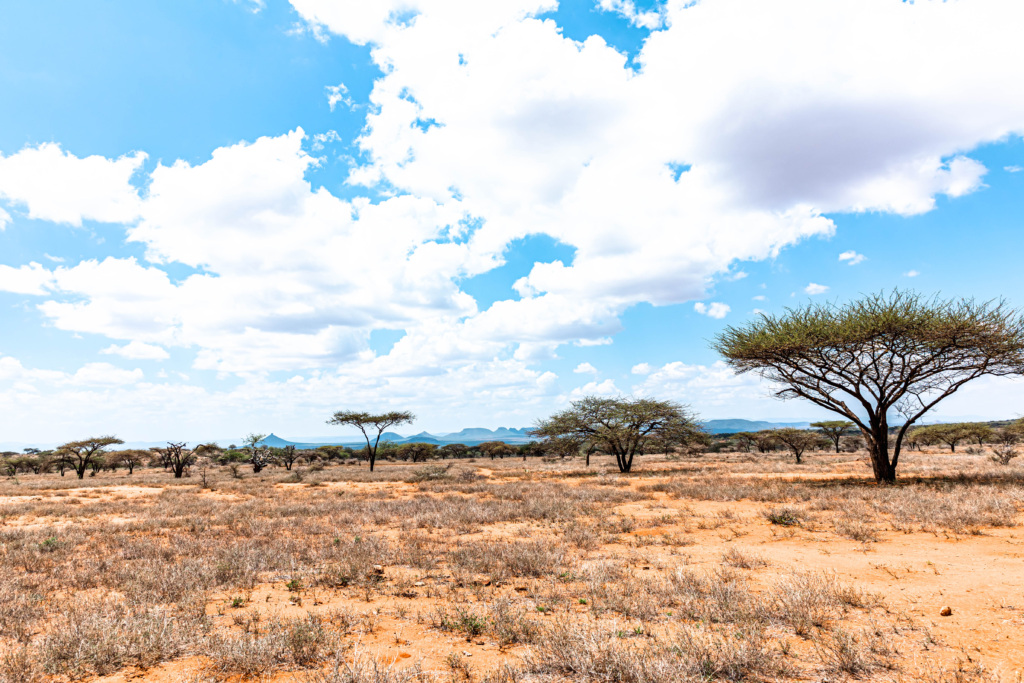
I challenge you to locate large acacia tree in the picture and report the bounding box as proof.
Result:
[714,291,1024,483]
[531,396,703,473]
[56,436,124,479]
[327,410,414,472]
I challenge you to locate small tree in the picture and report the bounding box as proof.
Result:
[751,430,779,453]
[479,441,516,460]
[811,420,854,454]
[772,428,822,464]
[160,442,215,478]
[439,443,468,460]
[531,396,703,473]
[961,423,994,447]
[714,291,1024,483]
[732,432,756,453]
[243,433,272,473]
[278,444,299,471]
[111,449,150,475]
[326,411,415,472]
[56,437,124,479]
[918,424,970,453]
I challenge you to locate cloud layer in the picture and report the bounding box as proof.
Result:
[2,0,1024,437]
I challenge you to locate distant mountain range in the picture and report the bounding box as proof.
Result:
[256,421,812,449]
[1,422,827,452]
[257,427,536,450]
[702,419,811,434]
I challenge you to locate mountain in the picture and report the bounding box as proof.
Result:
[702,419,811,434]
[440,427,533,442]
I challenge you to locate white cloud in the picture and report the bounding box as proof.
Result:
[631,362,653,375]
[597,0,664,29]
[694,301,731,319]
[752,295,766,301]
[1005,165,1023,173]
[100,341,170,361]
[904,269,920,278]
[838,250,866,265]
[0,207,9,230]
[0,263,55,296]
[569,378,620,400]
[72,363,144,386]
[0,143,144,226]
[804,283,829,295]
[573,361,598,374]
[325,84,352,112]
[2,0,1024,435]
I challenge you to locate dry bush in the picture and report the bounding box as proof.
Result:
[449,539,567,581]
[488,597,541,648]
[38,596,207,677]
[306,648,428,683]
[720,547,768,569]
[207,614,335,676]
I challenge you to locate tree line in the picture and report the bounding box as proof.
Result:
[9,290,1024,484]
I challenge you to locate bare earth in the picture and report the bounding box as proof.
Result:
[0,449,1021,682]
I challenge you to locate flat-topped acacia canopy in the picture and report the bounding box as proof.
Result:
[713,291,1024,483]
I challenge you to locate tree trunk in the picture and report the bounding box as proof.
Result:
[76,465,86,479]
[794,451,802,464]
[867,441,897,483]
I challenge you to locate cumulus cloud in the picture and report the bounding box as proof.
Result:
[0,263,55,296]
[573,362,598,374]
[3,0,1024,433]
[598,0,664,29]
[904,270,920,278]
[838,250,866,265]
[0,143,144,226]
[100,341,171,361]
[631,362,653,375]
[804,283,829,295]
[1005,165,1023,173]
[694,301,731,319]
[325,84,352,111]
[569,378,620,400]
[0,207,9,230]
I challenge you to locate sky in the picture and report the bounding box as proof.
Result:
[2,0,1024,445]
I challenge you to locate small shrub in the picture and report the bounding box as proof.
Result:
[762,506,805,527]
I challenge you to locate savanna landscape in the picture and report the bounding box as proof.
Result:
[1,432,1022,683]
[4,3,1024,683]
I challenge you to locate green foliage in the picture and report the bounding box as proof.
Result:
[326,410,415,471]
[531,395,703,473]
[811,420,855,453]
[713,291,1024,482]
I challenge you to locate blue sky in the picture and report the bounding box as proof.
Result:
[2,0,1024,444]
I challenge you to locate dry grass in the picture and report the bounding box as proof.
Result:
[0,449,1017,681]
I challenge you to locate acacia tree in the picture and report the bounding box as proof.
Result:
[439,443,468,460]
[243,433,272,473]
[772,428,823,464]
[962,423,994,447]
[326,411,415,472]
[811,420,854,453]
[531,396,703,473]
[479,441,516,460]
[278,444,299,470]
[111,449,150,475]
[714,292,1024,483]
[56,437,124,479]
[160,442,215,478]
